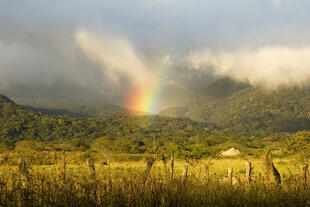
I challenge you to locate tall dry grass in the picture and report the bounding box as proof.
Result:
[0,159,309,207]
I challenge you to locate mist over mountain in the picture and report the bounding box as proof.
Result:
[2,0,310,136]
[6,76,310,137]
[2,1,310,113]
[161,79,310,135]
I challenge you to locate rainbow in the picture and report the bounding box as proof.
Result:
[125,72,164,114]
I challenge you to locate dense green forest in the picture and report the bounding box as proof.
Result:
[0,95,222,155]
[14,79,310,136]
[161,79,310,136]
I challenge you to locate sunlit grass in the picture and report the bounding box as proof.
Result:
[0,153,308,206]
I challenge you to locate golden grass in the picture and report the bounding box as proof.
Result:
[0,156,308,206]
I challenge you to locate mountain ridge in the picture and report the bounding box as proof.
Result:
[0,95,15,104]
[160,80,310,135]
[13,98,142,117]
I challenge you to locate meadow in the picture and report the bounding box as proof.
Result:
[0,151,309,207]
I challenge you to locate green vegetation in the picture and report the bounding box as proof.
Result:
[0,95,219,155]
[2,87,310,206]
[1,94,310,160]
[161,80,310,136]
[0,155,310,207]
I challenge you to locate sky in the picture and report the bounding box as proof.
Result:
[1,0,310,112]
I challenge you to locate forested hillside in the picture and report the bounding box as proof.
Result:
[161,80,310,136]
[13,98,139,117]
[3,94,310,157]
[0,95,215,150]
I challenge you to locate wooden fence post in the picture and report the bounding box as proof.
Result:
[228,168,233,184]
[86,157,96,179]
[53,151,57,164]
[303,164,309,185]
[18,158,30,207]
[62,150,66,180]
[161,153,169,179]
[142,159,154,184]
[18,158,29,188]
[262,150,281,184]
[183,165,188,180]
[245,161,252,183]
[205,163,210,181]
[170,152,174,180]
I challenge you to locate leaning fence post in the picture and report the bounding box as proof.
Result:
[18,158,30,206]
[262,150,281,184]
[86,157,96,179]
[18,158,29,188]
[183,165,188,180]
[62,150,66,180]
[142,159,154,184]
[303,164,309,185]
[228,168,233,184]
[161,153,168,179]
[245,161,252,183]
[205,162,210,181]
[170,151,174,180]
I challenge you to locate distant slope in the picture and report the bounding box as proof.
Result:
[160,107,188,118]
[186,87,310,135]
[197,78,249,101]
[0,95,15,104]
[0,95,214,145]
[160,78,249,117]
[13,98,140,117]
[161,80,310,135]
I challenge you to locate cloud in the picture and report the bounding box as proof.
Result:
[273,0,283,6]
[2,0,310,111]
[75,28,149,86]
[189,46,310,89]
[75,28,181,112]
[272,0,292,6]
[0,40,116,102]
[0,41,59,89]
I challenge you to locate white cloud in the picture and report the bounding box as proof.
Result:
[189,46,310,89]
[75,28,149,85]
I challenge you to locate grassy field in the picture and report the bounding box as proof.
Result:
[0,152,309,206]
[85,158,303,178]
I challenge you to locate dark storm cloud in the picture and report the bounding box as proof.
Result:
[1,0,310,111]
